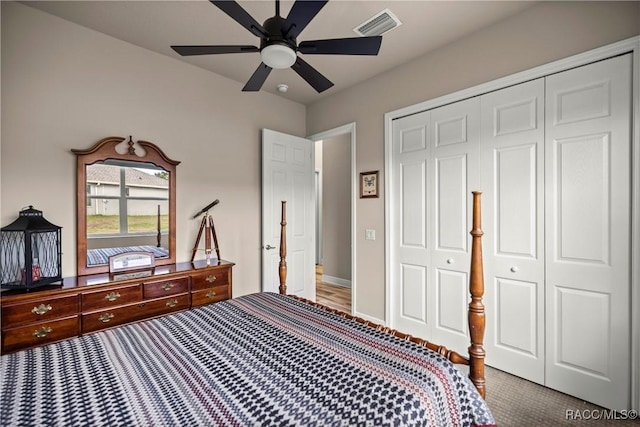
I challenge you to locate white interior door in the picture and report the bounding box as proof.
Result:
[428,98,480,352]
[545,54,632,411]
[262,129,315,300]
[390,111,431,336]
[481,78,546,383]
[390,99,480,348]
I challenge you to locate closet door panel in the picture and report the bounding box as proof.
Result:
[436,269,468,335]
[545,54,631,411]
[435,154,468,251]
[429,97,480,350]
[495,278,538,355]
[391,111,432,336]
[401,161,427,249]
[495,144,538,257]
[481,78,545,383]
[555,134,610,265]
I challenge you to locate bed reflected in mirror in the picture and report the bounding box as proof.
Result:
[73,136,179,276]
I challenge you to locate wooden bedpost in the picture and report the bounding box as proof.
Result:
[469,191,487,399]
[157,204,161,247]
[279,201,287,295]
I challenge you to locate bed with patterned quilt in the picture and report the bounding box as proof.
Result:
[2,194,494,426]
[1,291,495,426]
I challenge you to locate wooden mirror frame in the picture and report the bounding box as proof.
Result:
[72,136,180,276]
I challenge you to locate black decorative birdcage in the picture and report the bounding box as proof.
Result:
[1,206,62,289]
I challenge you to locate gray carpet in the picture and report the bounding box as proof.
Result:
[484,366,639,426]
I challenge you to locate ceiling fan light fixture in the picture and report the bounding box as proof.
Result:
[261,44,297,69]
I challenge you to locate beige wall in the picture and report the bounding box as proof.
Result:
[321,134,351,283]
[306,1,640,320]
[2,1,639,321]
[0,2,306,296]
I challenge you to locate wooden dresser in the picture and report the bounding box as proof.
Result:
[0,259,233,354]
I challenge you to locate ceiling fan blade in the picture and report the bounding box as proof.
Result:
[283,0,328,40]
[291,57,333,93]
[171,45,259,56]
[243,63,273,92]
[298,36,382,55]
[209,1,267,38]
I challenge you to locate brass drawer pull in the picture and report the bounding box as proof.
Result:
[33,327,53,338]
[205,275,217,283]
[31,304,52,315]
[162,283,175,291]
[105,291,121,302]
[99,313,115,323]
[166,299,178,308]
[206,290,217,299]
[138,303,146,308]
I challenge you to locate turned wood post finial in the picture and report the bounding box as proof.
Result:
[469,191,487,399]
[279,201,287,295]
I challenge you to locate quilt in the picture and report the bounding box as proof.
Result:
[1,292,496,426]
[86,245,169,266]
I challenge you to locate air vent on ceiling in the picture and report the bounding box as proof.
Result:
[354,8,402,37]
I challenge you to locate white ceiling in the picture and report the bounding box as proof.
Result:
[23,0,537,105]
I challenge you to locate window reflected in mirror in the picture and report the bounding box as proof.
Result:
[85,161,170,266]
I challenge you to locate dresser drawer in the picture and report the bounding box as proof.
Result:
[143,277,189,299]
[138,294,190,318]
[191,267,231,291]
[82,294,190,334]
[81,284,142,311]
[192,285,230,307]
[2,316,79,354]
[82,304,139,334]
[1,295,78,328]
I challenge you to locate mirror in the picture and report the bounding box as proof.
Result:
[73,136,179,276]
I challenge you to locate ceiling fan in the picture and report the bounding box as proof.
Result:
[171,0,383,93]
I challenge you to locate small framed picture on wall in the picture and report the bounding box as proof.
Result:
[359,170,379,198]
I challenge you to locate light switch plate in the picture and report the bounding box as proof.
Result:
[365,229,376,240]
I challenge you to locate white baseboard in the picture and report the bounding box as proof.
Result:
[353,311,386,326]
[321,274,351,288]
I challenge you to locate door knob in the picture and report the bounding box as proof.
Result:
[446,258,454,264]
[264,245,276,250]
[510,266,519,273]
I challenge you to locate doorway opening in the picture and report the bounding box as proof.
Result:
[308,123,356,314]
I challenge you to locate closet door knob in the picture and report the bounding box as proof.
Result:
[446,258,454,264]
[510,266,519,273]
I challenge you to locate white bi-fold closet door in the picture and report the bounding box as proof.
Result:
[390,53,632,410]
[480,78,546,385]
[390,97,480,355]
[544,54,631,410]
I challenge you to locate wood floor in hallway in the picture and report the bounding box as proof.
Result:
[315,265,351,313]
